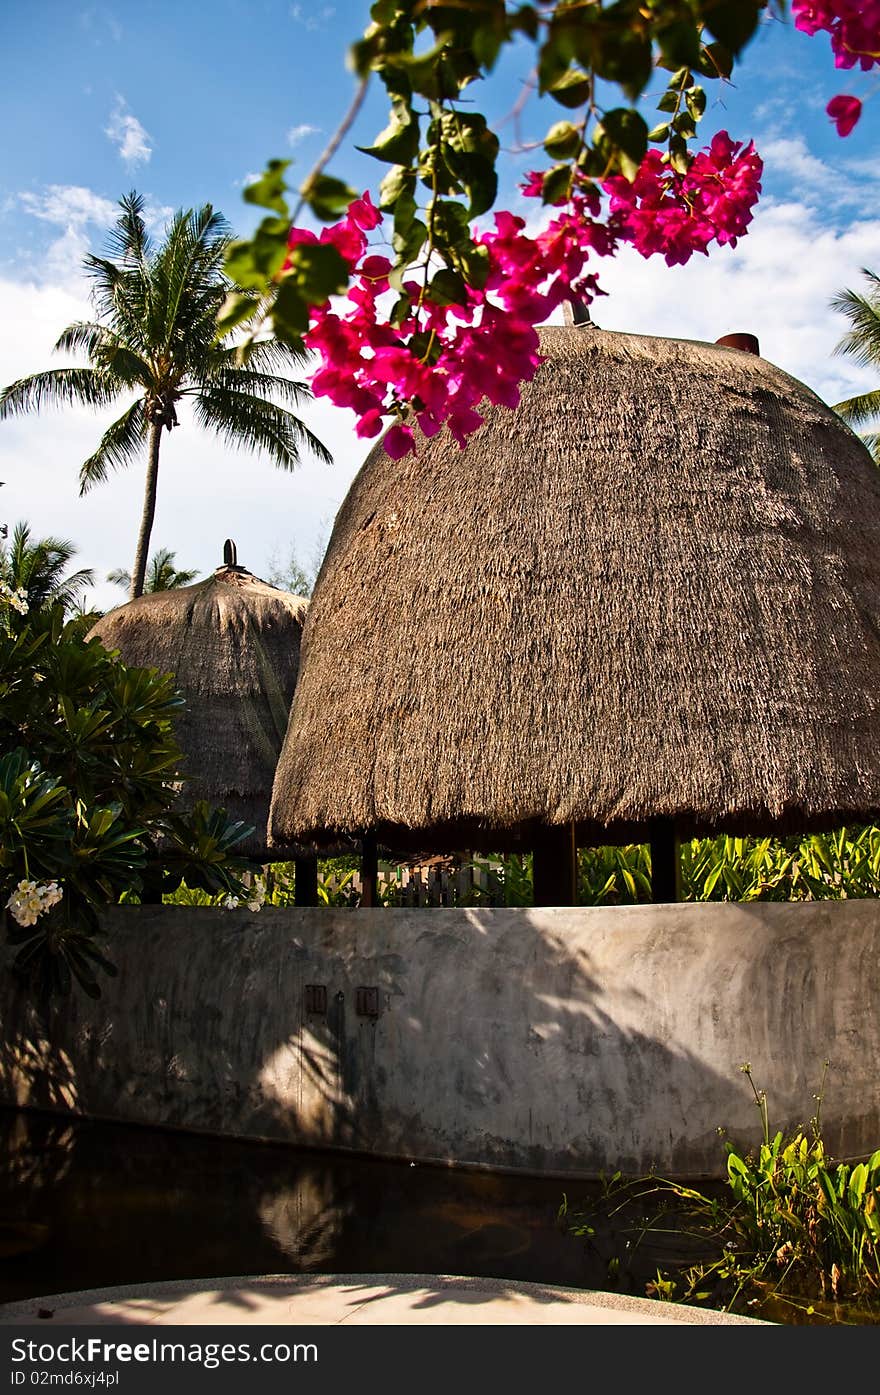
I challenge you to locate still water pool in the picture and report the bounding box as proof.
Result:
[2,1108,877,1325]
[0,1108,594,1307]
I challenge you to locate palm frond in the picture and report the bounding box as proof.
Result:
[860,430,880,464]
[831,270,880,371]
[832,388,880,428]
[152,205,231,358]
[212,337,313,373]
[54,321,117,359]
[103,191,153,269]
[107,566,132,591]
[192,386,332,468]
[79,399,148,493]
[0,520,94,612]
[196,366,316,409]
[0,367,122,417]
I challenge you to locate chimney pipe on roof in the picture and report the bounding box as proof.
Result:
[222,539,237,567]
[715,332,760,356]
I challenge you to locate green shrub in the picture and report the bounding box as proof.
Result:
[1,599,254,999]
[562,1066,880,1321]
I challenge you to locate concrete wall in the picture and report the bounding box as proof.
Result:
[2,900,879,1178]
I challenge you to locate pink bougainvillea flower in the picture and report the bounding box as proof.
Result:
[827,93,863,134]
[383,423,416,460]
[792,0,880,69]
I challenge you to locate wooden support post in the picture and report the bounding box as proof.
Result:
[293,853,318,907]
[648,817,682,903]
[360,832,379,907]
[532,822,577,907]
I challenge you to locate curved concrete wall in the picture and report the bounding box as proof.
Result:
[2,900,879,1178]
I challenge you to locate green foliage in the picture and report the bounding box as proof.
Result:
[0,521,94,616]
[107,548,199,595]
[0,595,255,1000]
[562,1066,880,1320]
[832,267,880,465]
[230,0,787,346]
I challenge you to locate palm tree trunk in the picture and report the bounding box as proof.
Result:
[131,422,162,600]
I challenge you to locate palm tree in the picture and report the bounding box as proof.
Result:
[0,192,331,600]
[831,267,880,465]
[0,520,94,614]
[108,547,199,595]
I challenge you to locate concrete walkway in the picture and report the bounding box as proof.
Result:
[0,1274,772,1326]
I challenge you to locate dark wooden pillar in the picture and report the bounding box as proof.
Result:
[648,817,681,903]
[294,853,318,906]
[532,822,577,907]
[360,831,379,907]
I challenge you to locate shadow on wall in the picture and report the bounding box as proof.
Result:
[3,900,868,1182]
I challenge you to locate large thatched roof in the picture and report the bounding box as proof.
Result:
[89,555,309,860]
[269,325,880,856]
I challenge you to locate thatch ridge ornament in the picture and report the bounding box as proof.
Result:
[268,325,880,883]
[88,544,309,862]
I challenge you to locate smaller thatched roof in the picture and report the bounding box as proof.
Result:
[88,545,309,860]
[269,325,880,857]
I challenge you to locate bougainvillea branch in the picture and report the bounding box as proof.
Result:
[224,1,878,457]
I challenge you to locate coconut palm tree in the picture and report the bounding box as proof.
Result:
[108,547,199,595]
[0,520,94,614]
[0,192,331,600]
[831,267,880,465]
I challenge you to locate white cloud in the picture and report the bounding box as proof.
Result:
[289,3,335,31]
[20,185,117,229]
[287,123,320,148]
[577,198,880,408]
[17,186,118,287]
[105,97,152,166]
[0,269,361,614]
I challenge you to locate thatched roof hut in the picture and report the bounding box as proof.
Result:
[268,325,880,893]
[89,545,309,862]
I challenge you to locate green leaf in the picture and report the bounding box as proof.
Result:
[357,109,420,166]
[271,278,310,342]
[286,242,350,301]
[429,268,467,307]
[243,160,291,217]
[215,291,260,339]
[648,123,671,143]
[698,40,734,80]
[657,21,701,70]
[657,89,680,114]
[596,108,648,181]
[544,120,582,159]
[546,67,592,110]
[225,221,290,290]
[304,174,358,224]
[541,163,572,206]
[703,0,764,55]
[379,165,416,210]
[668,134,691,176]
[686,86,707,120]
[391,215,427,266]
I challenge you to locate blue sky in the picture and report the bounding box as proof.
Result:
[0,1,878,609]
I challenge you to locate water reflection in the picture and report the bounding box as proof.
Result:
[3,1108,877,1326]
[0,1108,591,1307]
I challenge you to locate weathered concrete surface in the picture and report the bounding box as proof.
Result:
[2,901,879,1177]
[0,1274,773,1325]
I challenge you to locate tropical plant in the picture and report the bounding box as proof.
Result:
[0,520,94,615]
[0,593,255,1000]
[107,547,199,595]
[562,1066,880,1322]
[831,267,880,465]
[0,191,332,600]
